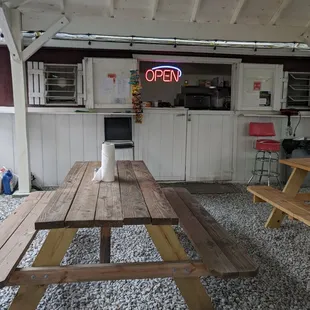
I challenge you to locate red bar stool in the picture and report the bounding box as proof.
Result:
[247,122,282,187]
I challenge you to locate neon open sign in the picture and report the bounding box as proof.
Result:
[145,65,182,83]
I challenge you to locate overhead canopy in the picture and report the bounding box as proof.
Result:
[2,0,310,44]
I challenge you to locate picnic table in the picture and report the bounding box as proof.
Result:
[1,161,258,310]
[248,158,310,228]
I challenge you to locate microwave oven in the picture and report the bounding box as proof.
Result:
[184,94,211,110]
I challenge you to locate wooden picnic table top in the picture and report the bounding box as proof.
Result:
[35,161,179,230]
[280,158,310,172]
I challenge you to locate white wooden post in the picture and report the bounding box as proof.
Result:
[10,9,31,194]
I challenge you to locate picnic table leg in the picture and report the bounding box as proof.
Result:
[146,225,213,310]
[265,168,308,228]
[100,227,111,263]
[9,228,77,310]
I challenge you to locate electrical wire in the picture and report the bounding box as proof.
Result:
[293,112,302,137]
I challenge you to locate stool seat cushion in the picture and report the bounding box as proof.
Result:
[256,139,281,152]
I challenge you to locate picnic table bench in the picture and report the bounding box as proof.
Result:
[248,158,310,228]
[0,161,258,310]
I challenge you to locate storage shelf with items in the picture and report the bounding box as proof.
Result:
[284,72,310,109]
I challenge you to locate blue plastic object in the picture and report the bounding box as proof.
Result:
[2,170,14,195]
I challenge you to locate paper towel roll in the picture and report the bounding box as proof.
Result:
[101,142,115,182]
[92,142,115,183]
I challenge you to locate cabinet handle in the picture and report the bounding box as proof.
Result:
[188,115,191,122]
[176,113,186,116]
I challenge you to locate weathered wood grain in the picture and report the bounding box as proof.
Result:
[147,225,214,309]
[65,162,100,228]
[0,191,45,250]
[131,161,178,225]
[248,186,310,227]
[118,161,151,225]
[0,191,54,288]
[9,261,208,285]
[163,187,240,277]
[174,187,258,277]
[95,168,123,227]
[35,162,88,229]
[9,228,77,310]
[100,227,111,263]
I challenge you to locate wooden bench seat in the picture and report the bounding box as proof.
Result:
[247,186,310,227]
[162,187,258,278]
[0,191,54,287]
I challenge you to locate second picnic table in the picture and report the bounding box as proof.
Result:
[248,157,310,228]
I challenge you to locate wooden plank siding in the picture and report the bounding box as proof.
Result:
[1,112,310,186]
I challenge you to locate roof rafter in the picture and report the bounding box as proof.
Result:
[22,15,69,61]
[59,0,65,13]
[190,0,201,22]
[269,0,292,25]
[0,4,20,60]
[3,0,33,9]
[230,0,247,24]
[108,0,114,18]
[150,0,159,20]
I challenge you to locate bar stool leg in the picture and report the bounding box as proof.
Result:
[267,152,272,186]
[259,151,265,184]
[248,151,259,185]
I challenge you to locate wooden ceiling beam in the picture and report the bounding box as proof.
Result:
[190,0,201,23]
[269,0,292,25]
[150,0,159,20]
[0,4,20,60]
[230,0,247,24]
[108,0,114,18]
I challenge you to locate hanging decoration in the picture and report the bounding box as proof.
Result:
[130,70,143,123]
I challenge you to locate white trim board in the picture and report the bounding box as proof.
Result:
[133,54,242,64]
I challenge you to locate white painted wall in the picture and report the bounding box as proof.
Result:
[134,109,187,181]
[1,112,310,186]
[186,111,234,181]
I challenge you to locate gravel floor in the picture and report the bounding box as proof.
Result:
[0,187,310,310]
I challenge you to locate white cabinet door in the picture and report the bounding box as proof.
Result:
[134,109,187,181]
[186,112,234,182]
[236,63,283,111]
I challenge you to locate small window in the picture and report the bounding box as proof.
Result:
[44,64,78,105]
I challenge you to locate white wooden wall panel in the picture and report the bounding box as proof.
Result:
[83,114,97,161]
[28,114,43,185]
[69,114,84,166]
[55,115,71,185]
[41,115,58,185]
[2,112,310,187]
[96,115,105,160]
[0,114,16,171]
[186,113,234,181]
[134,110,187,180]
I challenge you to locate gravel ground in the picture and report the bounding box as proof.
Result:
[0,187,310,310]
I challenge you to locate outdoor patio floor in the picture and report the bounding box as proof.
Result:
[0,186,309,310]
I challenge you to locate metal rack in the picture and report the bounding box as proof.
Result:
[286,72,310,108]
[44,64,77,104]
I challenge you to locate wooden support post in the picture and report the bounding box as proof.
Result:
[265,168,308,228]
[146,225,213,310]
[10,9,31,195]
[9,228,77,310]
[100,227,111,263]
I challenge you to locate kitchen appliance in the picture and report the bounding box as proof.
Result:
[181,86,213,110]
[184,95,211,110]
